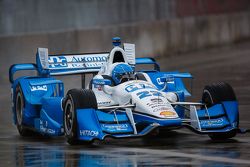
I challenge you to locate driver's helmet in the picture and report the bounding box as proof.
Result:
[112,63,135,85]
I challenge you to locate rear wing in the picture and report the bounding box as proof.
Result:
[9,51,109,83]
[9,42,136,83]
[37,48,109,76]
[37,43,135,76]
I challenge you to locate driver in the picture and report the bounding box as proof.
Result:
[111,63,135,85]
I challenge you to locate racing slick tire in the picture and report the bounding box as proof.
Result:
[202,82,238,140]
[15,85,35,136]
[63,89,97,145]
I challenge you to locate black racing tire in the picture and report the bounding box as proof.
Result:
[202,82,236,108]
[63,89,97,145]
[208,129,238,141]
[15,85,35,136]
[202,82,238,140]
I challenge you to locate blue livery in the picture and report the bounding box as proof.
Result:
[8,38,245,145]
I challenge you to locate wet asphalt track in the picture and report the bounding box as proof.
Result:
[0,42,250,167]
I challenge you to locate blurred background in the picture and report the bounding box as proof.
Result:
[1,0,250,83]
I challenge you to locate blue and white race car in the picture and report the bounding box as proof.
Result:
[9,37,244,145]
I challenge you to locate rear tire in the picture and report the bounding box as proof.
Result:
[202,82,238,140]
[63,89,97,145]
[15,85,35,136]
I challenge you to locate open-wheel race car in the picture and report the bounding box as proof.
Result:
[9,37,246,145]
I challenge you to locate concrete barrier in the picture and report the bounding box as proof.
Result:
[1,11,250,85]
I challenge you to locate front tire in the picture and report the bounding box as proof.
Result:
[202,82,238,140]
[63,89,97,145]
[202,82,236,107]
[15,85,34,136]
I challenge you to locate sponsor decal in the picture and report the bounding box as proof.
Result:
[150,98,163,103]
[72,56,107,63]
[48,56,68,68]
[125,83,155,92]
[31,85,47,91]
[102,124,129,131]
[93,80,105,85]
[146,103,167,109]
[98,101,111,105]
[160,111,176,117]
[39,120,56,134]
[200,118,224,127]
[48,55,108,69]
[93,79,111,86]
[156,76,175,85]
[136,90,164,99]
[153,107,170,112]
[156,77,165,85]
[79,130,99,137]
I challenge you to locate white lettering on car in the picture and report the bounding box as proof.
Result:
[31,85,47,91]
[79,130,99,137]
[39,120,56,134]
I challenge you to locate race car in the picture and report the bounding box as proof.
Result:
[9,37,245,145]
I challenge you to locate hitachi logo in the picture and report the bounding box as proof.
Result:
[79,130,99,137]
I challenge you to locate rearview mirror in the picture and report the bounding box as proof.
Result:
[160,75,175,83]
[160,73,193,83]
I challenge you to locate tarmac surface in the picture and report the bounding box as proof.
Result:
[0,42,250,166]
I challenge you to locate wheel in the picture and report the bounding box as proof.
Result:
[202,82,236,107]
[208,130,238,140]
[63,89,97,145]
[202,82,238,140]
[15,85,35,136]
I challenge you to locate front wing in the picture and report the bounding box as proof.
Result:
[74,101,240,142]
[182,101,239,134]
